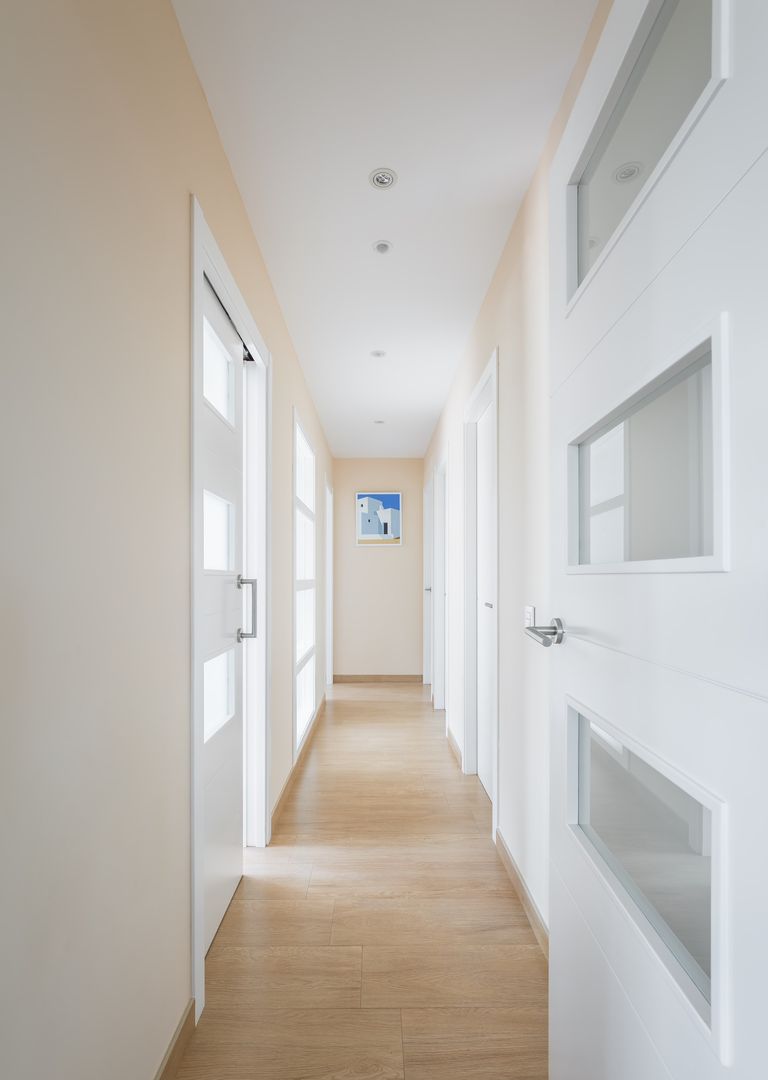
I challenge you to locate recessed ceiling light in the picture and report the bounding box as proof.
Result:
[614,161,643,184]
[370,350,386,359]
[369,168,397,190]
[373,419,385,425]
[373,240,392,254]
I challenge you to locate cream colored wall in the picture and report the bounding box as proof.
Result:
[0,3,331,1079]
[333,459,423,677]
[424,0,613,926]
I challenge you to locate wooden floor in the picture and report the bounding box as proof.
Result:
[177,683,548,1080]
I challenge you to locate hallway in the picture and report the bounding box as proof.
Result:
[177,684,548,1079]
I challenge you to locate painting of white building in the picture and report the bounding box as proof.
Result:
[356,492,402,544]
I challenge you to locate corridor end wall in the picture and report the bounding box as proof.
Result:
[333,458,423,679]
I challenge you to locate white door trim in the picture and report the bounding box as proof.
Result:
[190,196,271,1020]
[463,350,499,831]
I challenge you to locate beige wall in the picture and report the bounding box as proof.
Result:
[333,460,423,677]
[0,3,331,1078]
[424,0,612,926]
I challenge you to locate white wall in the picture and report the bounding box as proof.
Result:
[333,459,423,677]
[423,0,612,926]
[0,3,331,1078]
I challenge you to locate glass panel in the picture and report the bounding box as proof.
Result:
[203,317,235,423]
[295,507,315,581]
[578,714,711,1001]
[589,424,624,506]
[577,0,712,283]
[296,424,315,511]
[203,649,235,742]
[296,654,316,743]
[589,505,625,565]
[296,587,316,663]
[579,350,713,564]
[203,490,233,571]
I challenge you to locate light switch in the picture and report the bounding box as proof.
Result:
[524,605,536,628]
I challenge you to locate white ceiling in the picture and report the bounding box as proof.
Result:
[173,0,597,457]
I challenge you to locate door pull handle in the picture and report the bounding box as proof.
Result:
[237,576,257,642]
[524,617,565,647]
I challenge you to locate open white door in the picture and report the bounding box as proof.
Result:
[475,399,497,802]
[196,276,244,960]
[546,2,768,1077]
[432,464,447,712]
[325,481,333,686]
[191,200,269,1019]
[423,477,433,687]
[462,354,498,821]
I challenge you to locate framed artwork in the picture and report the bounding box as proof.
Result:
[356,492,402,545]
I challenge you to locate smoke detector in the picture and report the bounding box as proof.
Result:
[370,350,386,359]
[373,240,392,255]
[369,168,397,190]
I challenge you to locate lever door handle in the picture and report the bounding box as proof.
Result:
[237,575,257,642]
[524,617,565,647]
[484,602,494,609]
[424,587,432,592]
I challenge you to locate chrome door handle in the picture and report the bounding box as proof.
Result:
[237,576,257,642]
[484,602,494,609]
[424,587,432,592]
[524,617,565,647]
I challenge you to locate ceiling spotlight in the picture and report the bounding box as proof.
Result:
[373,240,392,254]
[369,168,397,190]
[370,350,386,359]
[373,419,385,425]
[613,161,642,184]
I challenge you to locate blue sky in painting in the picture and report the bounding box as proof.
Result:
[358,492,400,509]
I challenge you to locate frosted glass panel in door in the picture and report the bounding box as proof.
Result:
[577,0,712,282]
[295,424,315,511]
[578,349,713,564]
[295,507,315,581]
[203,490,234,571]
[203,649,235,742]
[578,714,712,1003]
[203,317,235,423]
[296,654,315,743]
[296,587,315,664]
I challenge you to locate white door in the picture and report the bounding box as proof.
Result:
[547,1,768,1077]
[195,278,245,954]
[432,465,447,711]
[325,482,333,686]
[476,401,497,799]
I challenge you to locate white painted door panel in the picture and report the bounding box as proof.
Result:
[476,402,497,799]
[423,480,433,686]
[550,869,671,1080]
[548,2,768,1077]
[196,279,244,954]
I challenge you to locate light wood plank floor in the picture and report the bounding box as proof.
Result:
[177,683,548,1080]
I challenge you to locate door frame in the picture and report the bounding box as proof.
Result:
[463,351,499,829]
[190,197,271,1020]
